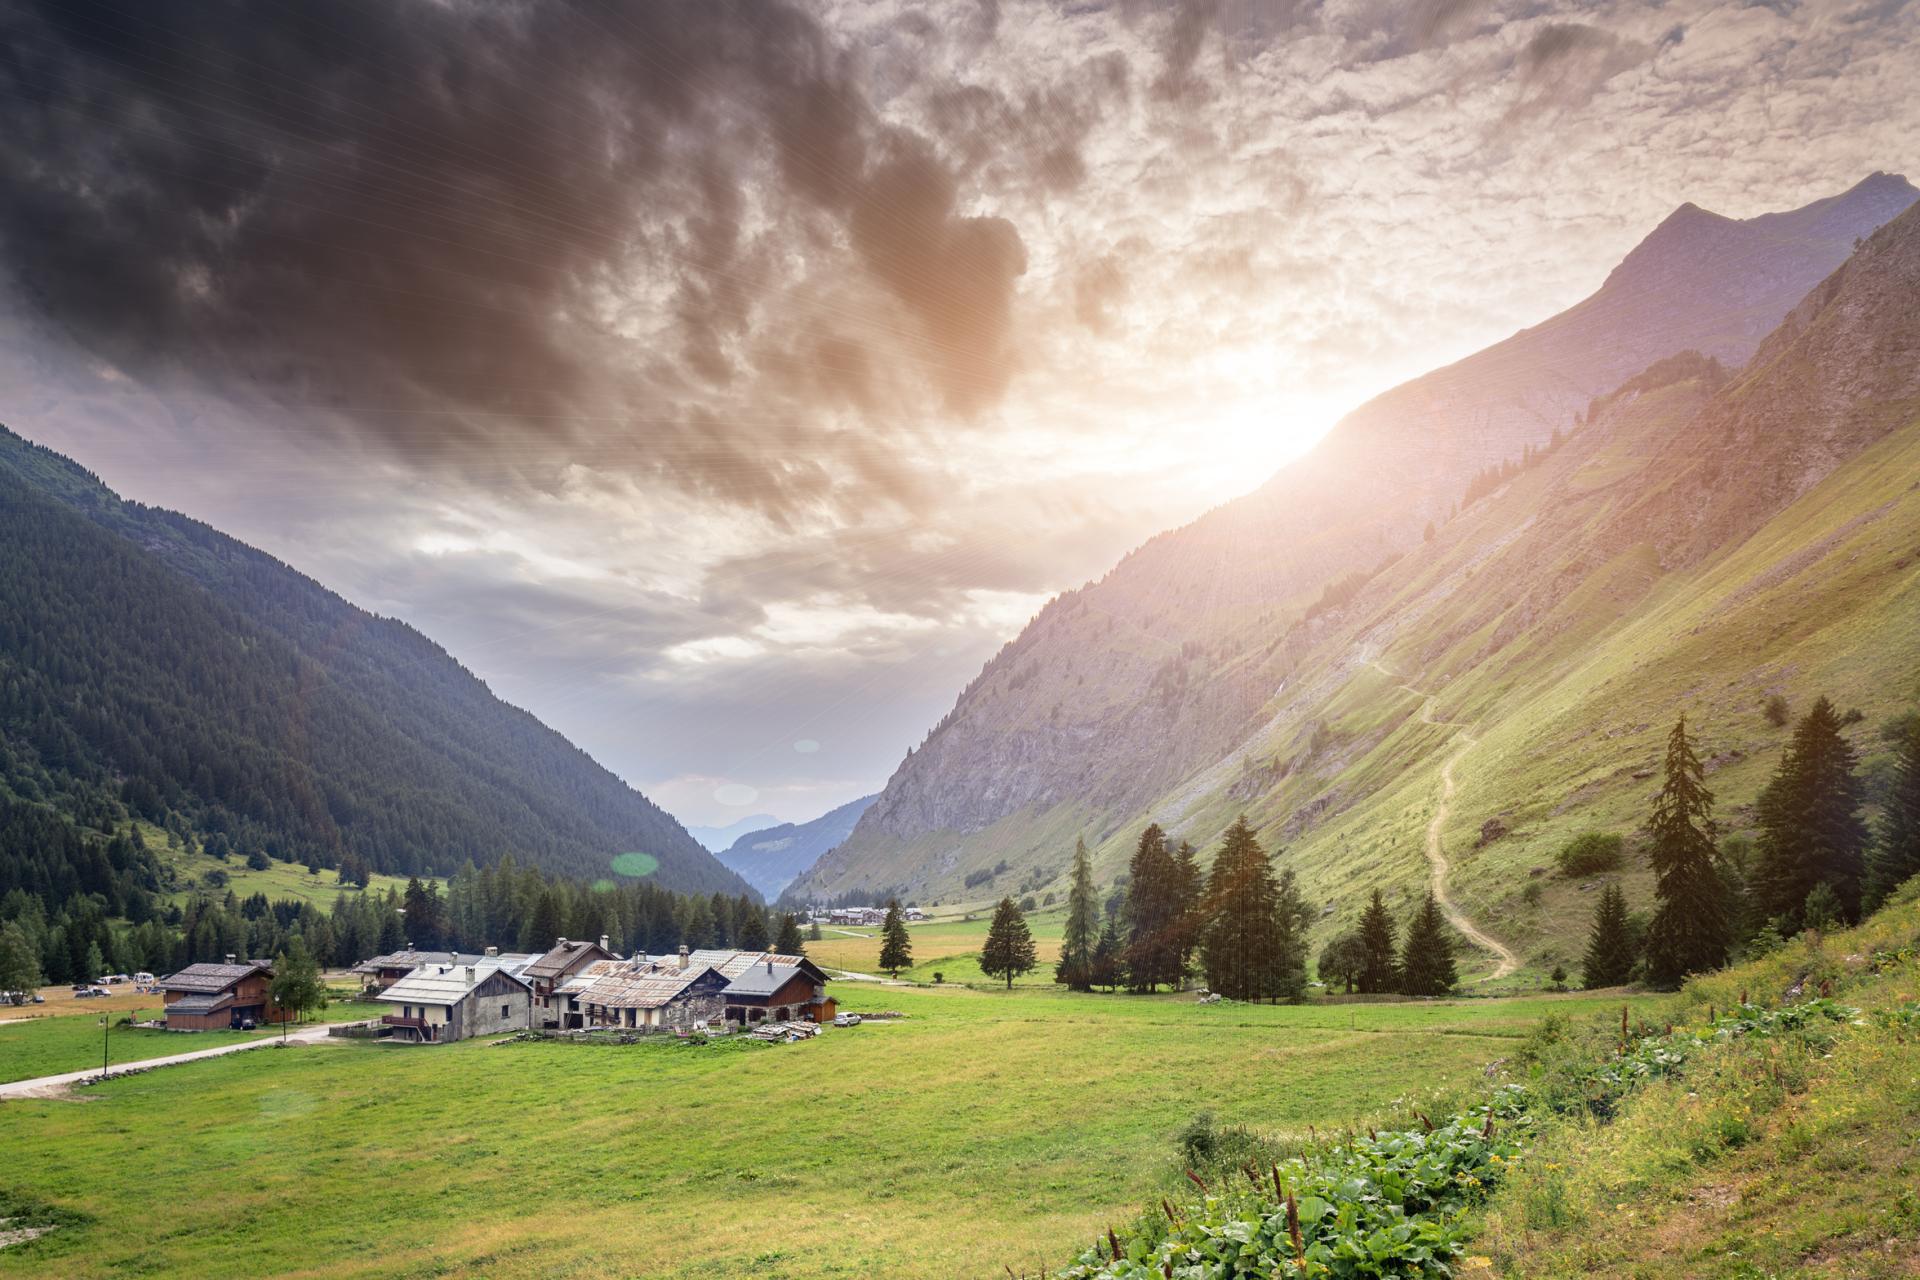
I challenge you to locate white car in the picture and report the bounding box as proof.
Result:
[833,1012,862,1027]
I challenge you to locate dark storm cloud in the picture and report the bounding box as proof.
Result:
[0,0,1035,504]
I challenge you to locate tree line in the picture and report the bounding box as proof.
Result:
[0,849,808,993]
[1578,697,1919,990]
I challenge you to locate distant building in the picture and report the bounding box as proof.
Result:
[352,948,490,993]
[158,959,283,1031]
[522,936,619,1028]
[567,947,835,1032]
[376,957,535,1044]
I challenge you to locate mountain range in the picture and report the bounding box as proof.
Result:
[788,173,1920,974]
[0,431,751,898]
[686,813,781,854]
[714,794,878,899]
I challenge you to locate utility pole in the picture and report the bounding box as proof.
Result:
[100,1014,109,1077]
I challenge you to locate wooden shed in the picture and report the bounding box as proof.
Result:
[159,960,283,1031]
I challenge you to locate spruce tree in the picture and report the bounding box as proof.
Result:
[1581,882,1636,988]
[1091,917,1123,991]
[877,899,912,977]
[980,896,1037,989]
[735,900,770,952]
[1865,715,1920,911]
[774,913,806,956]
[1752,697,1869,926]
[1123,824,1182,991]
[1056,837,1099,990]
[1170,839,1204,984]
[1643,713,1732,987]
[1396,893,1457,996]
[1199,817,1287,1001]
[1356,889,1398,994]
[1270,865,1312,1003]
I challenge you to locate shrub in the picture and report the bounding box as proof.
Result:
[1556,832,1623,877]
[932,972,944,984]
[245,849,272,871]
[1763,693,1790,727]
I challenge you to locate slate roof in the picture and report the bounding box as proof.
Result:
[165,992,236,1016]
[160,962,269,994]
[570,964,721,1010]
[522,939,615,982]
[351,950,488,975]
[375,960,532,1006]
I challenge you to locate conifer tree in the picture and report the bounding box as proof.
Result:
[1271,865,1313,1003]
[773,912,805,957]
[980,896,1037,989]
[268,935,327,1023]
[1396,892,1457,996]
[1357,889,1398,994]
[877,899,912,977]
[1644,713,1732,987]
[736,900,770,951]
[1865,715,1920,911]
[1123,824,1182,991]
[1170,839,1204,984]
[1751,697,1869,926]
[1056,837,1099,990]
[1581,882,1636,988]
[1199,817,1288,1001]
[1091,917,1123,992]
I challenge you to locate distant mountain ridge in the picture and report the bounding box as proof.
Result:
[791,172,1920,911]
[715,793,878,900]
[686,813,780,854]
[0,428,752,898]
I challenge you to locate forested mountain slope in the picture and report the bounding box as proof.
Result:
[0,429,750,898]
[794,179,1920,950]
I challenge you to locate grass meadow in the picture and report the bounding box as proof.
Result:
[0,983,1643,1279]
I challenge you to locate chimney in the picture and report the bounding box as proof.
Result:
[466,966,477,982]
[766,958,774,975]
[484,946,498,958]
[224,953,236,965]
[557,937,568,948]
[403,940,412,951]
[599,934,610,952]
[677,944,689,972]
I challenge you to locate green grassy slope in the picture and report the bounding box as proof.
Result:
[0,985,1638,1279]
[1473,883,1920,1277]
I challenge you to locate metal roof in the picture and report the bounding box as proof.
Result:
[159,962,268,994]
[375,960,532,1006]
[720,963,807,998]
[164,992,236,1016]
[351,950,488,974]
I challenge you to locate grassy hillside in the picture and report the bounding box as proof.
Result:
[1471,883,1920,1276]
[0,985,1642,1278]
[145,823,412,910]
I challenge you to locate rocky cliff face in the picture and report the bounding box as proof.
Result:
[792,174,1920,904]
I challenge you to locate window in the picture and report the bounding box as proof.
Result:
[501,1003,510,1019]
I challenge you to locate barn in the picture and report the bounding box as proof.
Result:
[159,959,283,1031]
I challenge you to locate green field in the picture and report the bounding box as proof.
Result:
[0,985,1642,1278]
[0,1000,387,1084]
[146,822,414,908]
[807,909,1068,985]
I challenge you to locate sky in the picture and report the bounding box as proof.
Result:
[2,0,1916,829]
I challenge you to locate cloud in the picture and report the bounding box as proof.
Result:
[1505,21,1656,121]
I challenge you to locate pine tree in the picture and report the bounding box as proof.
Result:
[1091,917,1123,992]
[1865,714,1920,911]
[1056,837,1099,991]
[1199,817,1287,1001]
[1581,882,1636,988]
[1356,889,1398,994]
[736,900,770,951]
[877,899,912,977]
[1396,892,1457,996]
[1644,713,1732,987]
[1271,865,1312,1003]
[1751,697,1869,926]
[1170,839,1204,984]
[1123,824,1182,991]
[773,913,805,956]
[980,896,1037,990]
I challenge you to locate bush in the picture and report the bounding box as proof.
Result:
[245,850,272,871]
[1763,693,1790,727]
[1556,832,1623,877]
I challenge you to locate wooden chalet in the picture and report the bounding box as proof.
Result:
[705,951,835,1026]
[375,958,534,1043]
[159,958,284,1031]
[522,936,618,1028]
